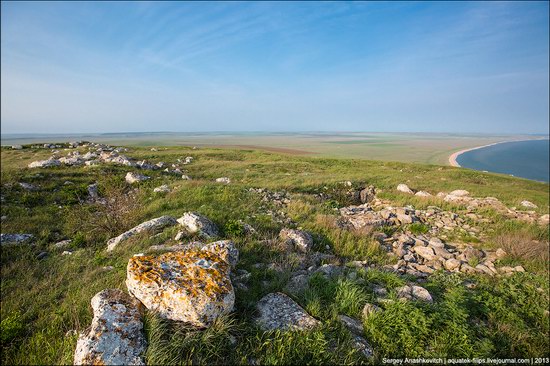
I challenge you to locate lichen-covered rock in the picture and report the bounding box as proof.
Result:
[107,216,177,251]
[126,249,235,327]
[279,228,313,252]
[397,184,414,194]
[125,172,150,184]
[255,292,320,331]
[177,212,219,238]
[28,158,60,168]
[73,289,146,366]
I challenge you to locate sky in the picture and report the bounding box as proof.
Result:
[1,1,549,134]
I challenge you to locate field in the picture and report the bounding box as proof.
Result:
[1,132,540,165]
[1,143,549,365]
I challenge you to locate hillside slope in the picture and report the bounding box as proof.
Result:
[1,143,549,364]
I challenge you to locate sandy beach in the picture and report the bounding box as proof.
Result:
[448,139,545,167]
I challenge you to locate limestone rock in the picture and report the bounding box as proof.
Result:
[396,285,433,302]
[284,274,309,295]
[359,186,376,203]
[126,249,235,327]
[413,246,436,261]
[184,240,239,267]
[538,214,549,225]
[415,191,432,197]
[255,292,320,331]
[28,158,60,168]
[338,314,363,335]
[215,177,231,184]
[177,212,219,238]
[444,258,462,271]
[73,289,146,366]
[125,172,150,184]
[1,233,34,245]
[279,228,313,252]
[153,184,170,193]
[362,303,381,320]
[449,190,470,197]
[107,216,177,251]
[520,200,537,209]
[397,184,414,194]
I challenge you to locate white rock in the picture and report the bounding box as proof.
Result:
[413,246,436,261]
[396,285,433,302]
[397,184,414,194]
[449,190,470,197]
[28,158,61,168]
[125,172,150,184]
[414,191,432,197]
[181,175,192,180]
[255,292,320,331]
[153,184,170,193]
[279,228,313,252]
[74,289,146,366]
[520,200,538,209]
[177,212,219,238]
[107,216,177,251]
[11,145,23,150]
[215,177,231,184]
[54,239,72,249]
[126,248,235,327]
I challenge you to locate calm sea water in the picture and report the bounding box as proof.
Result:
[457,139,550,182]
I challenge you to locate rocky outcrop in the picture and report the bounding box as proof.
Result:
[126,247,235,327]
[74,289,146,366]
[107,216,177,251]
[279,228,313,252]
[177,212,219,238]
[255,292,320,331]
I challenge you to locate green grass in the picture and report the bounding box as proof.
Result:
[0,144,548,364]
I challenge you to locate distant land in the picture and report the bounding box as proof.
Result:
[1,132,545,166]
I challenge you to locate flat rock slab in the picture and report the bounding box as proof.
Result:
[255,292,320,331]
[74,289,146,366]
[126,248,235,327]
[107,215,177,251]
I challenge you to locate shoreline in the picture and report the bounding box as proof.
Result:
[448,138,548,167]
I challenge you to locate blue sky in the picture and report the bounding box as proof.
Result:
[1,1,548,134]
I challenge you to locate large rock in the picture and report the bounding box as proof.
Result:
[125,172,150,184]
[183,240,239,267]
[73,289,146,366]
[255,292,320,331]
[126,248,234,327]
[28,158,60,168]
[279,228,313,252]
[177,212,219,238]
[397,184,414,194]
[107,216,177,251]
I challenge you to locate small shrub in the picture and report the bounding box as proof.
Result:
[224,220,245,238]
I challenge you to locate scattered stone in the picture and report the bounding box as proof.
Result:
[181,175,192,180]
[284,274,309,295]
[338,314,363,335]
[62,251,73,256]
[177,212,219,239]
[397,184,414,194]
[87,183,99,200]
[351,335,374,358]
[359,186,376,203]
[1,233,34,245]
[107,216,177,251]
[255,292,320,331]
[412,246,436,261]
[216,177,231,184]
[362,303,381,320]
[449,190,470,197]
[125,172,150,184]
[28,158,61,168]
[11,145,23,150]
[126,249,234,327]
[414,191,432,197]
[444,258,462,271]
[396,285,433,302]
[19,182,38,191]
[279,228,313,252]
[153,184,170,193]
[36,251,48,260]
[174,231,185,241]
[73,289,146,366]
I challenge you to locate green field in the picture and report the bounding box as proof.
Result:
[1,132,540,165]
[1,144,548,364]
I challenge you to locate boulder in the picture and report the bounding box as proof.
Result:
[126,248,235,327]
[396,285,433,302]
[396,184,414,194]
[107,216,177,251]
[177,212,219,238]
[520,200,537,209]
[279,228,313,252]
[125,172,150,184]
[73,289,146,366]
[184,240,239,267]
[255,292,320,331]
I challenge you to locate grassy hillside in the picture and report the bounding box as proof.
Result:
[1,144,548,365]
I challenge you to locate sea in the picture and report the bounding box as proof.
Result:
[456,139,550,183]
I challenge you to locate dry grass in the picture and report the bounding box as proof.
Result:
[494,233,549,263]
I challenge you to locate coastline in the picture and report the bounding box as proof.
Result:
[448,138,547,167]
